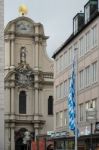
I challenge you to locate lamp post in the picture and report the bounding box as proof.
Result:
[86,104,96,150]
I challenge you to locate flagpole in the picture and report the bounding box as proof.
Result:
[74,48,78,150]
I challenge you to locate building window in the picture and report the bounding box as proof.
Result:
[79,103,83,121]
[48,96,53,115]
[60,82,64,99]
[74,42,78,51]
[86,99,96,121]
[85,66,90,87]
[56,112,59,127]
[92,99,96,108]
[79,36,84,57]
[92,61,97,83]
[86,99,96,109]
[19,91,26,114]
[85,31,90,52]
[64,80,67,97]
[85,3,90,24]
[92,25,97,48]
[79,70,84,89]
[86,101,90,110]
[64,109,67,126]
[56,111,63,127]
[60,111,63,127]
[74,16,78,34]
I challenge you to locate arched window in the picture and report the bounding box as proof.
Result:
[19,91,26,114]
[20,47,26,63]
[48,96,53,115]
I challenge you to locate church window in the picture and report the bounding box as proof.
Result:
[19,91,26,114]
[48,96,53,115]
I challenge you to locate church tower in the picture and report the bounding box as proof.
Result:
[4,8,54,150]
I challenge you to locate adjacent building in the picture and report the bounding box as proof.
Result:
[53,0,99,149]
[0,0,4,149]
[4,15,54,150]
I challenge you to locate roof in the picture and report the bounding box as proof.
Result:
[52,11,99,59]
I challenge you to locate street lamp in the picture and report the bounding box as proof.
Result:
[23,131,31,150]
[86,104,96,150]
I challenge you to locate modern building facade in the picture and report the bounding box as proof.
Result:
[4,16,54,150]
[0,0,4,149]
[53,0,99,149]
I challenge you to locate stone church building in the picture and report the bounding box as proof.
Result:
[4,16,54,150]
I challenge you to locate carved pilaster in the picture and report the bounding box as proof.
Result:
[34,74,39,115]
[10,38,15,69]
[11,87,15,115]
[5,39,10,69]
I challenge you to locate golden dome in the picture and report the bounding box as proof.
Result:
[19,4,28,16]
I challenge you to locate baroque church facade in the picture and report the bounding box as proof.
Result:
[4,16,54,150]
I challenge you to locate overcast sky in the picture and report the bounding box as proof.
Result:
[4,0,88,57]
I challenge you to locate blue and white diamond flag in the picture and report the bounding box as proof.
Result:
[68,61,76,132]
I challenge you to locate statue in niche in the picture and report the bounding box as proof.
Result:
[20,47,26,63]
[15,46,34,87]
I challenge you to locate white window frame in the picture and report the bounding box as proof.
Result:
[92,61,97,83]
[74,16,78,34]
[92,25,97,48]
[85,31,90,53]
[85,4,90,24]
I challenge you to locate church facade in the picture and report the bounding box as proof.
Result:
[4,16,54,150]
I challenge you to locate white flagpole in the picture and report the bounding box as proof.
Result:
[74,48,78,150]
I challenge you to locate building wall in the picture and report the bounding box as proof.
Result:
[0,0,4,149]
[54,17,99,136]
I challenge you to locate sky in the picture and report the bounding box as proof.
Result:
[4,0,88,58]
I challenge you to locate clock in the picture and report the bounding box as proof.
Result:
[16,20,33,34]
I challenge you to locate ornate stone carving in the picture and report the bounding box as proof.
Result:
[15,64,34,87]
